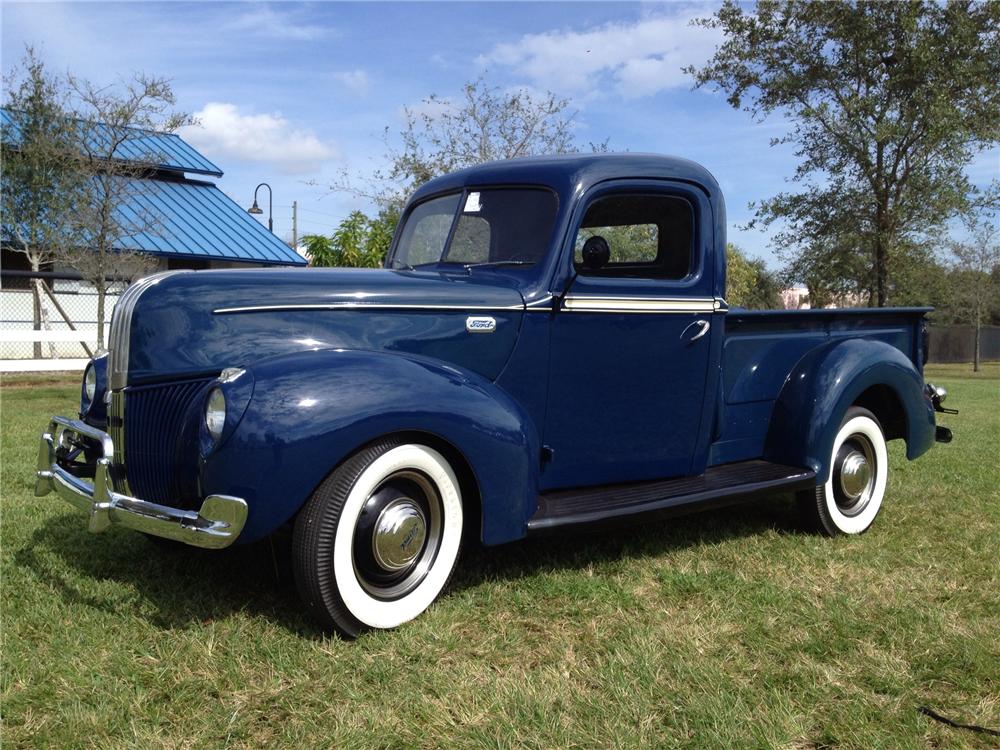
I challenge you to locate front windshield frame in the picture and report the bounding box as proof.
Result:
[387,185,560,271]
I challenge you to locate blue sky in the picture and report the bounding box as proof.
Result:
[3,1,997,266]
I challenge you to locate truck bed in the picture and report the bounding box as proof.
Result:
[710,307,930,466]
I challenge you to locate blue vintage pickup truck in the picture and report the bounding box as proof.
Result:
[38,154,954,636]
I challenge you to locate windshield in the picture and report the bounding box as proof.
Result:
[390,188,559,269]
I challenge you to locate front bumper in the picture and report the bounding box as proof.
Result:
[35,416,247,549]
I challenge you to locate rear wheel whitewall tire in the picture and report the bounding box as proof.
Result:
[293,440,463,637]
[798,406,889,536]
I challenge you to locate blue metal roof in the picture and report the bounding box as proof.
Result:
[91,126,222,177]
[1,107,223,177]
[118,177,306,265]
[4,107,301,265]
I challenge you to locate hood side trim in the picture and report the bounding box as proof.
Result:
[213,302,526,315]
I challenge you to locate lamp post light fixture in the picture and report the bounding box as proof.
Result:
[247,182,273,233]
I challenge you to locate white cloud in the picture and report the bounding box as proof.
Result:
[225,5,329,41]
[180,103,337,175]
[478,10,722,99]
[331,69,370,95]
[400,97,454,123]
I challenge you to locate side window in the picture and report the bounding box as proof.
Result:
[574,194,694,279]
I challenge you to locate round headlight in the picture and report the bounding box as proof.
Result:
[84,364,97,403]
[204,387,227,442]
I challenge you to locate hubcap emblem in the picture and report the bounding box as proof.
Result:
[372,498,427,572]
[839,451,871,500]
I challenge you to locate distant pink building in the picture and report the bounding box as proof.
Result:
[780,286,868,310]
[781,286,810,309]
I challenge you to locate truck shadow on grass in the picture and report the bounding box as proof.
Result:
[15,494,805,636]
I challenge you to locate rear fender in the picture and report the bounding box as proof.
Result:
[764,338,935,482]
[200,349,539,545]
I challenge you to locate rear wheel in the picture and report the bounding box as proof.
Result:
[798,406,888,536]
[293,440,463,637]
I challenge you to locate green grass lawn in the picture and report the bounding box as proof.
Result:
[2,364,998,749]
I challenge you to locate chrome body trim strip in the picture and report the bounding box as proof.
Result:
[213,296,730,315]
[35,416,246,549]
[213,302,526,314]
[562,295,719,314]
[524,296,556,309]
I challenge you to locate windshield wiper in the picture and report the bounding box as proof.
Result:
[462,260,534,270]
[389,259,414,271]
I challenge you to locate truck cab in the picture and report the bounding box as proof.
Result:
[37,154,952,636]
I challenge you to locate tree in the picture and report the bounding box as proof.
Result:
[688,1,1000,306]
[334,77,592,211]
[390,77,577,192]
[1,48,85,357]
[949,216,1000,371]
[67,73,191,347]
[726,243,782,309]
[302,210,396,268]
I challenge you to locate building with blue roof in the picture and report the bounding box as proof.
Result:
[1,107,306,271]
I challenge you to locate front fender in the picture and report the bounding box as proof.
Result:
[200,348,539,545]
[764,338,935,482]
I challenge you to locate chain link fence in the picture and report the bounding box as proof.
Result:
[928,324,1000,364]
[1,271,124,365]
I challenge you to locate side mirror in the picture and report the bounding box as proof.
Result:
[581,236,610,270]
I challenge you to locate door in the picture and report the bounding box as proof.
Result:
[541,184,717,490]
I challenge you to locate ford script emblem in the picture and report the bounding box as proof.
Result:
[466,316,496,333]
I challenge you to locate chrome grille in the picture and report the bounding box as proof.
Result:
[107,390,130,493]
[105,269,198,502]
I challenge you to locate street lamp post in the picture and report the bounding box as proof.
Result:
[247,183,273,233]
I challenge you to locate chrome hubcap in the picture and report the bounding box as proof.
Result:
[833,435,876,516]
[372,498,427,572]
[352,469,443,600]
[839,451,871,500]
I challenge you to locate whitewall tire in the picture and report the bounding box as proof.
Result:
[293,439,463,636]
[798,406,888,536]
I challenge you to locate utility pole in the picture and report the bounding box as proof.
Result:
[292,200,298,250]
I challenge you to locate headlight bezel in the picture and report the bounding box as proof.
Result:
[82,363,97,407]
[79,353,109,423]
[198,368,253,458]
[204,387,227,442]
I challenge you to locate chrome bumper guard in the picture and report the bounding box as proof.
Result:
[36,416,247,549]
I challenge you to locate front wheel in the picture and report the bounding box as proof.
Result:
[798,406,889,536]
[293,440,463,637]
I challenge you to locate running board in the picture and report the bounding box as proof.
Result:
[528,460,816,532]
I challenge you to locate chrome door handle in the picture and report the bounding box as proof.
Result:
[683,319,710,342]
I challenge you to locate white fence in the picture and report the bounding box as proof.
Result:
[1,286,118,373]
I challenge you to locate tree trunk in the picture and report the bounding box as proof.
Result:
[28,257,48,360]
[973,302,981,373]
[96,282,106,350]
[39,298,57,358]
[874,211,889,308]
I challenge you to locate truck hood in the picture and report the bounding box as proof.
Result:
[118,267,526,385]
